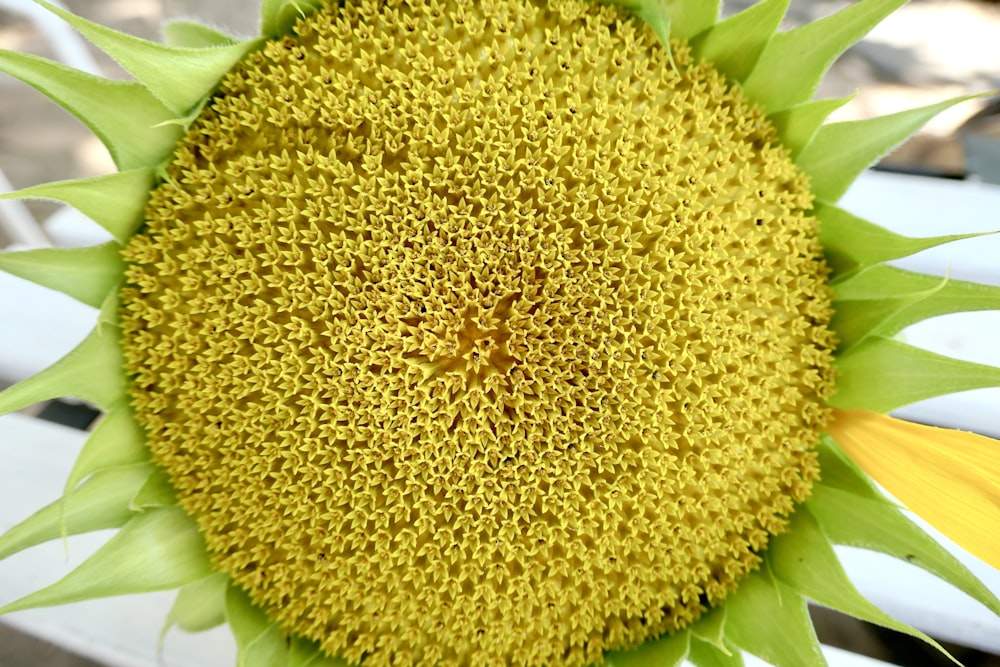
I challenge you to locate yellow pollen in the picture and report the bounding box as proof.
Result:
[119,0,837,664]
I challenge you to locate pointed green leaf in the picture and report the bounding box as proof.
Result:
[769,507,953,659]
[770,94,856,159]
[0,506,212,614]
[688,637,745,667]
[831,337,1000,412]
[643,0,719,40]
[832,265,1000,350]
[288,639,349,667]
[871,271,1000,339]
[226,584,269,650]
[742,0,907,113]
[289,639,322,667]
[0,323,126,415]
[605,1,675,64]
[831,266,945,352]
[35,0,258,115]
[807,483,1000,617]
[605,628,689,667]
[65,402,149,494]
[247,625,291,667]
[0,243,123,309]
[725,568,825,667]
[300,647,349,667]
[0,51,183,170]
[637,7,673,63]
[800,95,983,202]
[636,2,674,52]
[260,0,325,38]
[162,20,238,49]
[832,290,927,353]
[0,170,155,243]
[0,463,150,560]
[130,467,178,510]
[689,607,727,652]
[164,572,229,635]
[690,0,789,83]
[226,584,290,667]
[816,203,988,281]
[98,281,123,328]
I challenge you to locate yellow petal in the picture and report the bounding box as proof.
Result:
[828,409,1000,570]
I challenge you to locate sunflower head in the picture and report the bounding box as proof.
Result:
[0,1,999,666]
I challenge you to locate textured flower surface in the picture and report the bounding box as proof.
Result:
[0,1,999,666]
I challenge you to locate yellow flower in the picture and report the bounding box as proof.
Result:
[0,1,998,666]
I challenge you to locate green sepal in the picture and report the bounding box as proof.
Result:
[288,639,321,667]
[689,0,788,83]
[0,170,155,243]
[605,628,689,667]
[831,266,945,352]
[807,484,1000,617]
[832,265,1000,351]
[226,584,290,667]
[98,281,122,328]
[163,572,230,636]
[815,436,887,503]
[64,402,149,494]
[34,0,259,115]
[0,323,126,415]
[302,649,350,667]
[770,94,857,159]
[689,607,727,653]
[288,638,349,667]
[688,637,744,667]
[605,1,675,67]
[260,0,325,38]
[725,567,825,667]
[639,10,677,70]
[816,203,988,281]
[831,336,1000,412]
[742,0,907,113]
[769,507,954,660]
[0,242,123,309]
[643,0,719,40]
[130,467,179,510]
[0,506,212,614]
[0,462,151,560]
[800,94,984,202]
[636,6,673,67]
[163,20,239,48]
[0,50,182,171]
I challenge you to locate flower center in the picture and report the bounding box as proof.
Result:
[120,0,837,664]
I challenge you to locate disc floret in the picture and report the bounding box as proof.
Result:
[118,0,835,664]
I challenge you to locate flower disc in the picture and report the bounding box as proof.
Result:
[119,0,837,664]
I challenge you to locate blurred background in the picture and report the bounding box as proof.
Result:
[0,1,999,666]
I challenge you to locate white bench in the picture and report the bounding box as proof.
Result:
[2,170,1000,665]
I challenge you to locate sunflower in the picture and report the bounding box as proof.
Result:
[1,0,999,665]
